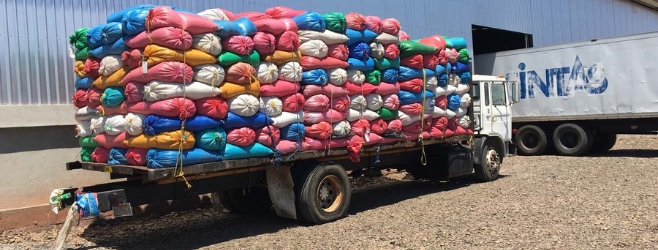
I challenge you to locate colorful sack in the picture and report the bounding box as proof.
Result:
[292,12,326,31]
[124,27,192,50]
[300,56,349,71]
[212,17,257,38]
[375,82,400,96]
[322,12,347,33]
[146,148,223,168]
[221,35,255,56]
[219,81,260,99]
[223,112,273,130]
[126,148,148,166]
[123,130,195,150]
[226,127,256,147]
[108,148,129,165]
[280,122,306,141]
[121,61,193,84]
[260,80,300,97]
[126,97,196,119]
[327,44,349,61]
[143,115,223,135]
[255,126,280,147]
[253,32,276,55]
[222,143,273,160]
[381,18,400,35]
[275,31,301,51]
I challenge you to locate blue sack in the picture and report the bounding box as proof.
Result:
[447,94,461,111]
[398,90,436,105]
[108,148,128,165]
[222,143,274,160]
[345,29,377,46]
[195,127,227,151]
[437,74,448,87]
[280,123,306,141]
[381,68,399,83]
[301,69,329,85]
[76,193,99,218]
[446,37,467,50]
[75,77,92,90]
[435,63,451,75]
[213,17,257,38]
[89,37,128,58]
[451,62,470,74]
[147,147,223,168]
[107,4,157,23]
[123,8,150,36]
[398,66,437,81]
[346,57,374,72]
[143,115,223,136]
[459,72,471,83]
[348,42,370,60]
[86,24,105,49]
[374,57,400,71]
[101,87,126,107]
[223,112,273,130]
[292,12,326,31]
[101,22,124,45]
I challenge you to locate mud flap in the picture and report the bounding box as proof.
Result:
[266,165,297,220]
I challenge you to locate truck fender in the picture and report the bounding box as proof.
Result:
[266,165,297,220]
[473,135,505,165]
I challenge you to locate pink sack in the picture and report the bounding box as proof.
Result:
[400,54,424,69]
[278,18,299,32]
[124,82,145,103]
[227,127,256,147]
[281,93,305,112]
[253,18,287,35]
[370,119,388,135]
[303,137,348,151]
[423,53,440,69]
[147,7,184,31]
[253,32,276,55]
[72,89,88,108]
[345,13,366,31]
[127,98,196,119]
[398,131,432,141]
[446,48,459,64]
[126,148,148,166]
[222,35,254,55]
[91,147,110,163]
[435,96,447,109]
[255,126,280,147]
[121,49,143,70]
[276,139,305,154]
[305,121,333,140]
[84,58,101,79]
[235,12,272,21]
[194,97,228,119]
[402,117,432,133]
[387,119,403,133]
[419,35,447,51]
[276,31,301,51]
[124,27,192,50]
[121,61,193,84]
[438,49,448,66]
[303,109,347,124]
[327,44,349,61]
[382,94,399,110]
[432,117,455,138]
[300,56,349,71]
[344,82,378,96]
[381,18,401,35]
[94,131,130,149]
[303,94,330,112]
[225,62,257,84]
[399,79,424,93]
[350,119,370,136]
[261,80,301,97]
[331,95,351,113]
[364,16,383,34]
[348,134,383,146]
[383,44,400,59]
[97,103,129,116]
[178,12,219,35]
[266,6,306,19]
[399,30,410,41]
[86,87,103,108]
[302,84,350,98]
[375,82,400,95]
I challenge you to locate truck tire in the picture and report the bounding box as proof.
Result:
[295,163,351,224]
[590,133,617,153]
[515,125,548,156]
[219,187,272,214]
[552,123,593,156]
[474,140,502,182]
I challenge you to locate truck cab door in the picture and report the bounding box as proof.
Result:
[488,82,512,142]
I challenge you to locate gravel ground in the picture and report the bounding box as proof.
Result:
[2,135,658,250]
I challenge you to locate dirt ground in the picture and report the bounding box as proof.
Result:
[2,135,658,250]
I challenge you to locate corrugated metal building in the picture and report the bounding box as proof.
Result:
[0,0,656,211]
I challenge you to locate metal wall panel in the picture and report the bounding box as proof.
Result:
[0,0,656,105]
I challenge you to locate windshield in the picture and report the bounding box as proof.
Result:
[491,83,506,106]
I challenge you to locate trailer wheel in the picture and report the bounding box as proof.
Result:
[219,187,272,214]
[515,125,548,156]
[295,164,351,224]
[474,140,501,182]
[590,133,617,153]
[552,123,593,156]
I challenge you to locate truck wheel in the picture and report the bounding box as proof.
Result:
[474,140,502,182]
[295,164,351,224]
[552,123,593,156]
[590,133,617,153]
[515,125,548,156]
[219,187,272,214]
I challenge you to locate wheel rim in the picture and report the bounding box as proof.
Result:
[485,148,501,174]
[317,175,343,213]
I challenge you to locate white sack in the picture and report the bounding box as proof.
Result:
[227,94,260,117]
[104,114,126,136]
[346,70,365,84]
[124,113,146,136]
[278,62,302,82]
[432,107,456,119]
[332,120,351,138]
[90,115,107,135]
[271,111,303,128]
[456,107,468,117]
[193,64,225,86]
[98,55,123,76]
[455,84,470,95]
[373,33,400,45]
[198,9,231,21]
[458,115,471,129]
[398,111,431,126]
[259,96,283,117]
[349,94,367,110]
[434,85,457,96]
[460,93,472,108]
[346,108,380,122]
[192,33,222,56]
[297,30,349,45]
[143,81,220,101]
[327,68,347,86]
[426,76,438,92]
[257,62,279,84]
[299,40,328,58]
[75,107,98,122]
[448,73,461,87]
[76,121,93,137]
[369,43,385,59]
[365,93,383,111]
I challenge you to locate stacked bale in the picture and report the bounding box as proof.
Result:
[70,27,97,161]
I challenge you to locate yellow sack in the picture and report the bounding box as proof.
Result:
[143,44,217,67]
[219,81,260,99]
[92,66,129,89]
[123,130,195,150]
[74,61,86,78]
[263,50,302,65]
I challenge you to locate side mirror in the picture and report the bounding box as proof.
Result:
[511,81,521,104]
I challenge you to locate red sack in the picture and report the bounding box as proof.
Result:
[147,7,184,31]
[266,6,306,19]
[94,131,130,149]
[300,56,349,71]
[446,48,459,64]
[97,103,129,116]
[276,31,300,51]
[225,62,257,84]
[253,18,288,35]
[348,133,383,146]
[303,137,348,150]
[344,81,378,96]
[435,96,447,109]
[399,78,425,93]
[303,109,347,124]
[399,103,424,116]
[127,98,196,120]
[305,121,333,140]
[72,89,88,108]
[370,119,388,135]
[382,94,400,110]
[399,30,410,41]
[178,12,219,34]
[84,57,101,79]
[419,35,447,51]
[121,49,143,70]
[86,87,103,108]
[364,16,383,34]
[124,82,144,103]
[91,147,110,163]
[381,18,401,35]
[276,139,305,154]
[303,94,330,112]
[235,12,271,21]
[281,93,305,112]
[124,27,192,50]
[302,84,350,98]
[327,44,349,61]
[402,117,432,133]
[387,119,403,133]
[423,53,440,69]
[350,119,370,136]
[331,95,351,113]
[227,127,256,147]
[222,35,255,55]
[400,54,423,69]
[438,49,448,66]
[253,32,276,55]
[126,148,148,166]
[261,80,301,97]
[345,13,366,30]
[383,44,400,59]
[194,97,228,119]
[398,130,432,141]
[255,126,280,147]
[121,61,193,84]
[278,18,299,33]
[375,82,400,96]
[347,140,362,162]
[432,117,455,138]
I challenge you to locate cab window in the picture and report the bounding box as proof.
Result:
[491,83,506,106]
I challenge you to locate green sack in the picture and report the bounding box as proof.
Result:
[217,51,260,68]
[322,12,347,34]
[74,47,90,61]
[364,70,381,85]
[69,28,89,50]
[195,127,227,151]
[101,87,126,108]
[374,57,400,71]
[79,136,99,148]
[458,49,470,62]
[81,147,95,162]
[399,41,438,58]
[444,39,453,49]
[376,108,399,121]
